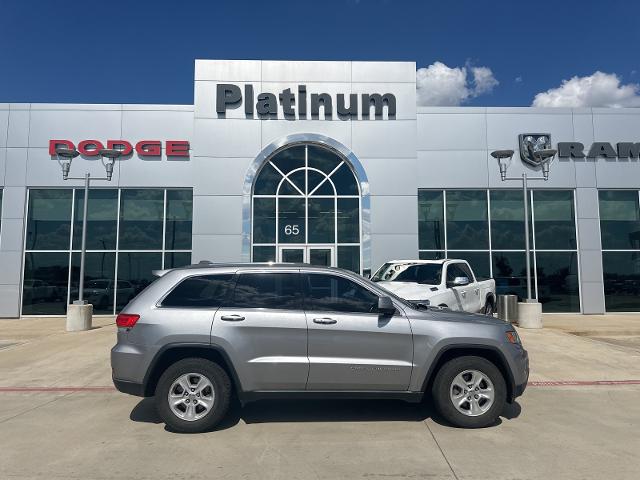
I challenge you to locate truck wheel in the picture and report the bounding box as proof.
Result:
[155,358,231,433]
[432,356,506,428]
[484,299,495,316]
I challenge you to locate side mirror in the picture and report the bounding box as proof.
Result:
[448,276,470,288]
[377,296,396,315]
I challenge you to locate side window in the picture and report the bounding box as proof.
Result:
[161,274,233,308]
[446,264,466,283]
[458,264,474,281]
[230,273,301,310]
[305,274,379,314]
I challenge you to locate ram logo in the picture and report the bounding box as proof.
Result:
[519,134,552,167]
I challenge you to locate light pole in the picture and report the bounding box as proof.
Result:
[491,147,556,328]
[55,146,122,331]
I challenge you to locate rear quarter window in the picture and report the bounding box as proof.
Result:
[161,274,234,308]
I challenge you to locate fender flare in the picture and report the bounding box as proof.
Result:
[419,343,516,401]
[141,342,243,397]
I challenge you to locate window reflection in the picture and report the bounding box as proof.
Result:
[446,190,489,249]
[603,252,640,312]
[116,253,162,310]
[119,190,164,250]
[73,189,118,250]
[533,191,576,250]
[165,190,192,250]
[535,252,580,312]
[22,252,70,315]
[418,190,444,250]
[70,252,116,314]
[599,190,640,250]
[26,190,72,250]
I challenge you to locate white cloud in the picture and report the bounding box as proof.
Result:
[532,71,640,108]
[416,61,498,106]
[515,76,523,83]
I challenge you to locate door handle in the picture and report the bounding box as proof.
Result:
[220,315,245,322]
[313,317,337,325]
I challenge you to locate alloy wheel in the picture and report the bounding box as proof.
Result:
[167,373,215,421]
[449,369,495,416]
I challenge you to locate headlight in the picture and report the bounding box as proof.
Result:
[505,330,521,345]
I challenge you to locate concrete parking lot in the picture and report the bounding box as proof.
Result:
[0,315,639,480]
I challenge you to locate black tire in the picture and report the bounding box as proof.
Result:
[431,356,506,428]
[155,358,231,433]
[483,298,495,316]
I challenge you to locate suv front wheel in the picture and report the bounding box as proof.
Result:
[155,358,231,433]
[432,356,506,428]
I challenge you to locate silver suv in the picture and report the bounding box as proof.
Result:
[111,263,528,433]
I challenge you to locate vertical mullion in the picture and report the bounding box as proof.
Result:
[487,189,493,278]
[443,190,448,258]
[113,189,122,314]
[530,189,538,300]
[161,189,168,269]
[67,188,75,307]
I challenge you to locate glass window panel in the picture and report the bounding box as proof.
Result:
[22,252,70,315]
[271,146,305,174]
[419,251,445,260]
[26,189,72,250]
[165,252,192,269]
[116,252,162,311]
[311,178,335,196]
[337,246,360,274]
[277,178,304,196]
[492,251,532,301]
[446,190,489,249]
[308,198,334,243]
[449,251,490,280]
[278,198,305,243]
[337,198,359,243]
[307,170,327,195]
[287,170,306,194]
[308,145,341,174]
[418,190,445,250]
[252,246,276,262]
[533,190,576,250]
[305,273,379,313]
[603,252,640,312]
[254,163,282,195]
[330,164,359,195]
[253,198,276,244]
[490,190,528,250]
[535,251,580,313]
[72,189,118,250]
[281,248,304,263]
[599,190,640,250]
[118,190,164,250]
[231,273,302,310]
[161,274,234,308]
[70,252,116,314]
[165,190,192,250]
[309,248,332,267]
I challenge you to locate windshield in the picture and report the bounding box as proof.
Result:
[393,264,442,285]
[371,262,417,282]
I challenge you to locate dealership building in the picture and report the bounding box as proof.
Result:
[1,59,640,318]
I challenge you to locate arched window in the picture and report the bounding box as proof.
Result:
[251,143,361,273]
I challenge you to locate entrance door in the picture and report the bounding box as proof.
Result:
[278,246,335,267]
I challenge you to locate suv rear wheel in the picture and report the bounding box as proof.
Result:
[432,356,506,428]
[155,358,231,433]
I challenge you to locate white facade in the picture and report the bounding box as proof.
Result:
[2,60,640,317]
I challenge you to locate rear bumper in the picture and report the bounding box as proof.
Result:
[112,376,146,397]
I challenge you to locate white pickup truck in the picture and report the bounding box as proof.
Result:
[371,259,497,315]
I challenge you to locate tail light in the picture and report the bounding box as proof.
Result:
[116,313,140,328]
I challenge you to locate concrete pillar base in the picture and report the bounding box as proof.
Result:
[66,304,93,332]
[517,302,543,329]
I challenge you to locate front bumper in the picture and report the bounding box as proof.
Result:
[512,349,529,400]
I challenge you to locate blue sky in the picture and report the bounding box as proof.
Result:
[1,0,638,106]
